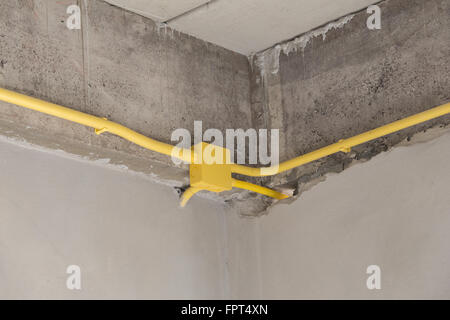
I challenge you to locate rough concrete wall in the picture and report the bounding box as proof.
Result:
[0,136,259,299]
[1,0,449,216]
[0,0,251,188]
[256,129,450,299]
[249,0,450,211]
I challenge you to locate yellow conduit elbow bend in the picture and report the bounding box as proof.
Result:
[180,187,204,207]
[181,179,288,207]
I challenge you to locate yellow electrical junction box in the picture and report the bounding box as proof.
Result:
[189,142,233,193]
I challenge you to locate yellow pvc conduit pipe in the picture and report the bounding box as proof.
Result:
[0,87,287,203]
[180,180,288,207]
[231,179,289,200]
[231,102,450,177]
[1,87,449,205]
[0,88,192,163]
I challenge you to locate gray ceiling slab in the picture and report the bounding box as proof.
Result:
[104,0,380,55]
[104,0,211,21]
[169,0,380,55]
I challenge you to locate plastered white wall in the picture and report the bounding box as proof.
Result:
[1,130,450,299]
[257,130,450,299]
[0,137,258,299]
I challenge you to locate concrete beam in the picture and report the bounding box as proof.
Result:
[0,0,251,197]
[246,0,450,215]
[0,0,449,215]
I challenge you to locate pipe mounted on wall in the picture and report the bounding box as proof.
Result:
[0,87,449,206]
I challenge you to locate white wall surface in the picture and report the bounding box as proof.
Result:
[257,131,450,299]
[0,137,257,299]
[1,130,450,299]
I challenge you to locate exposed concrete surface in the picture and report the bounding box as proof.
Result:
[245,0,450,214]
[0,0,251,196]
[104,0,210,22]
[0,137,259,299]
[0,0,449,216]
[169,0,379,55]
[257,130,450,299]
[107,0,379,55]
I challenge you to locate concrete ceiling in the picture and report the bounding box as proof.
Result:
[107,0,380,55]
[104,0,211,21]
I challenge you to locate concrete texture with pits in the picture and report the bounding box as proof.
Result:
[0,0,449,215]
